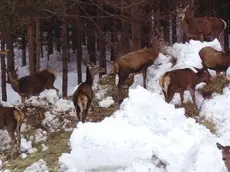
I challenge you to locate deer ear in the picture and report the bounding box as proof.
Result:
[217,143,224,150]
[184,5,189,11]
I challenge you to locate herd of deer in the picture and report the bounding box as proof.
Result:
[0,4,230,170]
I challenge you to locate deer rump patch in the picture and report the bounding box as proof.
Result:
[77,93,89,112]
[160,75,171,96]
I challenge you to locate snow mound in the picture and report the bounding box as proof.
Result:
[59,86,226,172]
[99,96,114,108]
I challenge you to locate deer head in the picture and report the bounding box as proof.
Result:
[195,67,211,83]
[7,66,20,82]
[176,5,189,20]
[217,142,230,171]
[151,30,168,53]
[84,60,105,75]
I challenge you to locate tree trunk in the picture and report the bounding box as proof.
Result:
[40,35,44,59]
[36,17,41,72]
[121,0,130,54]
[21,32,27,66]
[131,2,141,51]
[81,22,86,45]
[62,21,68,97]
[76,9,82,84]
[47,24,53,56]
[55,24,61,52]
[111,13,118,61]
[72,26,77,53]
[97,3,106,77]
[27,19,36,75]
[1,41,7,101]
[171,13,177,44]
[87,22,96,64]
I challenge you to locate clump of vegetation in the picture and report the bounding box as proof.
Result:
[176,102,200,117]
[198,74,230,98]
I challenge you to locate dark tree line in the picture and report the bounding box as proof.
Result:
[0,0,230,101]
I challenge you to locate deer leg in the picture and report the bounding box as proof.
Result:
[15,123,21,154]
[165,87,175,104]
[142,68,147,89]
[6,125,17,158]
[82,100,91,123]
[117,71,129,104]
[21,96,25,103]
[76,105,81,122]
[189,88,198,109]
[179,92,184,106]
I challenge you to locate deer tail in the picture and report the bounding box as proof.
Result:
[160,74,171,96]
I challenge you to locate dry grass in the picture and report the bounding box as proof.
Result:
[198,74,230,98]
[2,131,71,172]
[198,117,217,134]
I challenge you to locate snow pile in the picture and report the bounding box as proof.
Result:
[59,86,226,172]
[99,96,114,108]
[24,159,49,172]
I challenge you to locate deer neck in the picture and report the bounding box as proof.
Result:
[9,76,20,93]
[180,18,190,34]
[85,67,93,86]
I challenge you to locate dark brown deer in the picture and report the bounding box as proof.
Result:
[0,106,25,158]
[216,143,230,172]
[72,62,105,123]
[113,36,166,104]
[159,67,211,109]
[8,67,59,102]
[177,5,227,42]
[199,46,230,76]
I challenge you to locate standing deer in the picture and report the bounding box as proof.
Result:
[0,106,25,158]
[216,142,230,172]
[159,67,211,109]
[113,35,167,104]
[199,46,230,76]
[72,62,105,123]
[8,67,59,102]
[177,5,227,42]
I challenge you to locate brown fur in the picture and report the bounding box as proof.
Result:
[199,46,230,75]
[9,69,59,102]
[217,143,230,172]
[73,63,104,123]
[177,5,226,42]
[0,106,25,158]
[160,68,210,109]
[113,37,166,104]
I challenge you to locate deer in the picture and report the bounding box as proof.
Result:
[72,61,105,123]
[216,143,230,172]
[113,35,167,104]
[159,67,211,109]
[199,46,230,76]
[176,5,227,42]
[7,67,59,103]
[0,106,25,159]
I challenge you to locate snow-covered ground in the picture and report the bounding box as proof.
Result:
[1,39,230,171]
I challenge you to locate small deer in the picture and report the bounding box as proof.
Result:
[177,5,227,42]
[113,35,166,104]
[159,67,211,109]
[216,142,230,172]
[7,67,59,103]
[72,62,105,123]
[0,106,25,158]
[199,46,230,76]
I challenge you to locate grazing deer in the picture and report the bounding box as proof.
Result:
[7,67,59,103]
[199,46,230,76]
[0,106,25,158]
[177,5,227,42]
[159,67,211,109]
[72,62,105,123]
[113,36,166,104]
[216,143,230,172]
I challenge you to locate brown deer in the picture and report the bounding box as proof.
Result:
[0,106,25,158]
[216,142,230,172]
[113,36,167,104]
[199,46,230,76]
[159,67,211,109]
[72,62,105,123]
[7,67,59,103]
[177,5,227,42]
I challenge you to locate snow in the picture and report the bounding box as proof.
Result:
[59,39,229,172]
[99,96,114,108]
[0,39,230,171]
[24,159,49,172]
